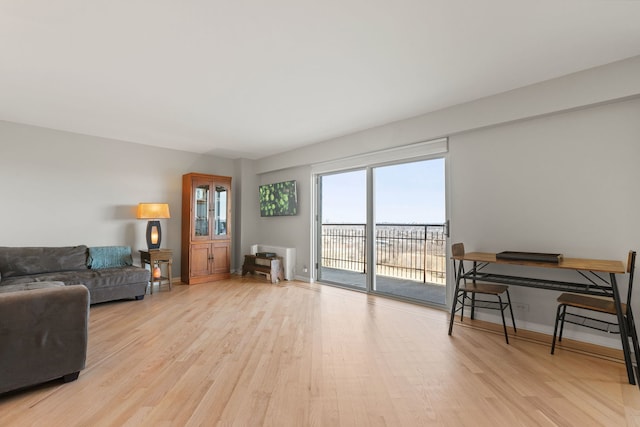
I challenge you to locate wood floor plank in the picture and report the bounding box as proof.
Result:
[1,276,640,426]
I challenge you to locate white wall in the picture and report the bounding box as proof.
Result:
[234,158,260,271]
[256,55,640,174]
[449,97,640,347]
[254,166,312,280]
[251,56,640,349]
[0,120,236,277]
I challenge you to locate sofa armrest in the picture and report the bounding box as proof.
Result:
[0,284,89,394]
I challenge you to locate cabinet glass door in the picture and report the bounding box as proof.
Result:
[214,185,228,236]
[194,184,210,237]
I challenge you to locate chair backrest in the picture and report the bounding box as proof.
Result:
[451,243,465,282]
[452,243,465,258]
[627,250,636,274]
[626,250,636,308]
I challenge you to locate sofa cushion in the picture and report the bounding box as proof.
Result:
[0,266,150,290]
[88,246,133,269]
[0,281,65,294]
[0,246,88,278]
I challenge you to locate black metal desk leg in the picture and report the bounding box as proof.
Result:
[611,273,636,385]
[448,260,464,336]
[470,261,477,319]
[626,307,640,388]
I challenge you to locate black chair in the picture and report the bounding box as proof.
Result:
[449,243,516,344]
[551,250,637,355]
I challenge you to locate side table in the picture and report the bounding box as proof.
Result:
[139,249,173,294]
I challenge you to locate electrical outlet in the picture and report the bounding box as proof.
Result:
[303,265,308,273]
[514,302,529,312]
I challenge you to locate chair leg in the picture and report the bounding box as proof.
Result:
[505,290,517,333]
[460,291,467,323]
[470,292,476,319]
[558,304,567,343]
[551,304,563,354]
[497,295,509,344]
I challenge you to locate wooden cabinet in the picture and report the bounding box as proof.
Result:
[181,173,232,284]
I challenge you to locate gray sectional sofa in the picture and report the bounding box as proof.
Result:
[0,245,150,394]
[0,245,150,304]
[0,282,89,394]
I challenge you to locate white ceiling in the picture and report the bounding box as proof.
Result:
[2,1,640,159]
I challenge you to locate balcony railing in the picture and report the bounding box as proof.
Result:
[321,223,447,285]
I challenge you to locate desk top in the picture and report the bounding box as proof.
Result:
[455,251,625,274]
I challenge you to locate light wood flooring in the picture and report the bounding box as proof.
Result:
[2,276,640,426]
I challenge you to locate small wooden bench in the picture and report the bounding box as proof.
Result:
[242,255,284,284]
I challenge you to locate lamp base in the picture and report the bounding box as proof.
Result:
[146,220,162,250]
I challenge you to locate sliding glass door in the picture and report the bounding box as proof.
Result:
[316,157,447,305]
[317,169,367,289]
[372,159,446,304]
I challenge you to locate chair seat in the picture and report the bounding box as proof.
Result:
[552,250,637,361]
[460,282,509,295]
[449,242,516,344]
[557,293,625,315]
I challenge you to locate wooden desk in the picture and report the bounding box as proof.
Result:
[457,252,625,274]
[450,251,637,385]
[456,252,625,296]
[139,249,173,294]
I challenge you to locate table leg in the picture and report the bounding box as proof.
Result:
[470,261,477,319]
[611,273,635,384]
[150,261,156,295]
[140,254,150,295]
[448,260,464,335]
[625,306,640,388]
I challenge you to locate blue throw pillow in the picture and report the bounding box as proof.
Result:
[88,246,133,269]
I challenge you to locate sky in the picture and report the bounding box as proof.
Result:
[320,158,446,224]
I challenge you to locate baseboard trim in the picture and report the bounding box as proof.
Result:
[452,316,625,364]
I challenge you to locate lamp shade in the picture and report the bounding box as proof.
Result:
[136,203,171,219]
[137,203,170,250]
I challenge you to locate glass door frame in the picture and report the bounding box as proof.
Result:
[313,146,449,307]
[314,167,370,291]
